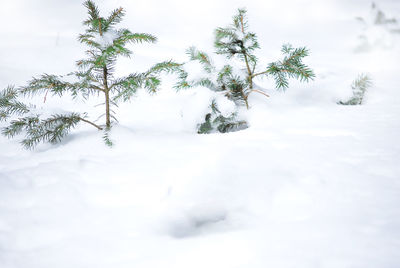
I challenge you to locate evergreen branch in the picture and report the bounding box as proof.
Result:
[2,112,103,149]
[217,65,233,86]
[0,85,18,100]
[243,33,259,52]
[253,45,314,90]
[111,73,145,101]
[78,34,101,49]
[105,7,125,29]
[186,46,215,73]
[193,78,218,91]
[110,73,144,90]
[20,74,102,98]
[2,115,40,138]
[72,70,104,92]
[2,113,82,149]
[24,113,82,149]
[266,62,289,90]
[116,30,157,44]
[215,27,239,43]
[233,8,248,32]
[172,62,191,90]
[0,86,30,121]
[83,0,100,25]
[143,76,161,93]
[225,75,249,107]
[146,60,182,75]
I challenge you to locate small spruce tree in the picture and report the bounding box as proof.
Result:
[176,8,315,133]
[0,0,179,149]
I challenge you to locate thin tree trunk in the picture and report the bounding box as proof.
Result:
[103,66,111,128]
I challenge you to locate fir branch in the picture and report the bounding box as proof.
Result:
[83,0,100,24]
[186,47,215,73]
[2,115,40,138]
[106,7,125,28]
[2,113,80,149]
[143,76,161,93]
[2,112,104,149]
[22,113,82,149]
[111,73,145,101]
[0,86,30,121]
[116,30,157,45]
[254,45,315,90]
[194,78,218,91]
[146,60,182,75]
[233,8,248,32]
[78,34,101,49]
[20,74,103,99]
[265,62,289,89]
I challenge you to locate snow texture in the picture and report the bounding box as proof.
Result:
[94,30,119,48]
[1,0,400,268]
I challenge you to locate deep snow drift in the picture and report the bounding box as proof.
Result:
[1,0,400,267]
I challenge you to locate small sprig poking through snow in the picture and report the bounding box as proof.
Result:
[176,8,314,133]
[338,74,372,105]
[102,127,114,147]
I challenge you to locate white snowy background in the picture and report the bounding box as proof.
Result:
[1,0,400,267]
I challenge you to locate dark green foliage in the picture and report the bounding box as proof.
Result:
[0,1,179,149]
[197,101,248,134]
[0,86,30,121]
[113,60,181,101]
[177,8,314,133]
[2,113,82,149]
[102,127,113,147]
[338,74,372,105]
[265,44,314,90]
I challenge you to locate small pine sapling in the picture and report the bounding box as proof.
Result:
[338,74,372,105]
[176,8,314,133]
[0,1,180,149]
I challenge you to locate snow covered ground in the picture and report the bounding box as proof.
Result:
[1,0,400,267]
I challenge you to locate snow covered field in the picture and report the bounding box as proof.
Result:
[1,0,400,267]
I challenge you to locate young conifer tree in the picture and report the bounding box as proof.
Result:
[0,0,179,148]
[176,8,315,133]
